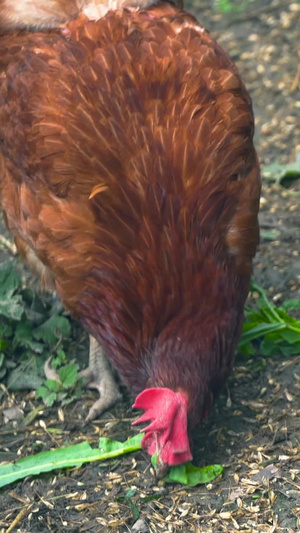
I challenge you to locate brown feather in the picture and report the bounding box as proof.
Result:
[0,3,260,427]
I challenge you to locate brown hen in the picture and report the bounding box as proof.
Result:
[0,0,260,471]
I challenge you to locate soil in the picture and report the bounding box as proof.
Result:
[1,1,300,532]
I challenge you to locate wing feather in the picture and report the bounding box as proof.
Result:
[0,5,260,372]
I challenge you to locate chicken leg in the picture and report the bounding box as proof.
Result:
[45,335,122,421]
[80,335,122,421]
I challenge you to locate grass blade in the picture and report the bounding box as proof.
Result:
[238,322,286,348]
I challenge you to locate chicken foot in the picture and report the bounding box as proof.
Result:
[79,335,122,421]
[45,335,122,421]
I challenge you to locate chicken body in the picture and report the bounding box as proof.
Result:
[0,2,260,467]
[0,0,156,30]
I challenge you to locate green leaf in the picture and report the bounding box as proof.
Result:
[0,369,7,379]
[280,344,300,356]
[279,329,300,344]
[33,315,71,346]
[0,261,21,299]
[52,349,67,368]
[128,499,139,521]
[262,152,300,185]
[0,434,144,488]
[98,434,143,455]
[276,308,300,327]
[0,340,7,350]
[239,280,300,358]
[13,320,44,353]
[0,295,24,320]
[118,487,140,520]
[35,386,57,407]
[7,368,43,391]
[0,323,13,339]
[166,463,223,486]
[125,488,137,499]
[0,430,225,489]
[238,342,256,357]
[215,0,247,13]
[21,288,45,315]
[58,364,79,388]
[43,379,63,392]
[250,281,283,322]
[238,322,286,348]
[280,299,300,312]
[151,455,223,486]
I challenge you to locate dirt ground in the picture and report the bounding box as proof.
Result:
[1,0,300,531]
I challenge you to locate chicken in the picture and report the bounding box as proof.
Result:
[0,0,261,473]
[0,0,155,30]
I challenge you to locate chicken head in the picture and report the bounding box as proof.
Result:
[133,388,192,473]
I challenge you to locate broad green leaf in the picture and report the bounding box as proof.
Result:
[0,434,144,488]
[279,329,300,344]
[98,434,143,454]
[13,320,44,353]
[7,368,43,391]
[58,364,79,388]
[33,315,71,346]
[238,342,256,357]
[36,386,57,407]
[250,281,282,322]
[276,308,300,326]
[262,152,300,185]
[238,322,286,348]
[281,299,300,312]
[21,288,45,314]
[0,296,24,321]
[44,379,63,393]
[0,428,224,490]
[52,349,67,368]
[165,463,224,486]
[239,280,300,357]
[43,391,56,407]
[0,340,7,350]
[279,344,300,356]
[0,261,21,298]
[259,339,281,356]
[0,323,13,339]
[260,337,300,357]
[151,455,223,486]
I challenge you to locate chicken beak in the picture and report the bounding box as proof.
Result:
[154,455,169,479]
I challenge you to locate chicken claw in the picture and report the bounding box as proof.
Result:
[44,335,122,421]
[80,335,122,421]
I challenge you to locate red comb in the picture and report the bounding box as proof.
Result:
[133,388,192,465]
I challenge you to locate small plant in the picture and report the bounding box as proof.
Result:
[0,259,72,392]
[36,349,83,407]
[238,281,300,357]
